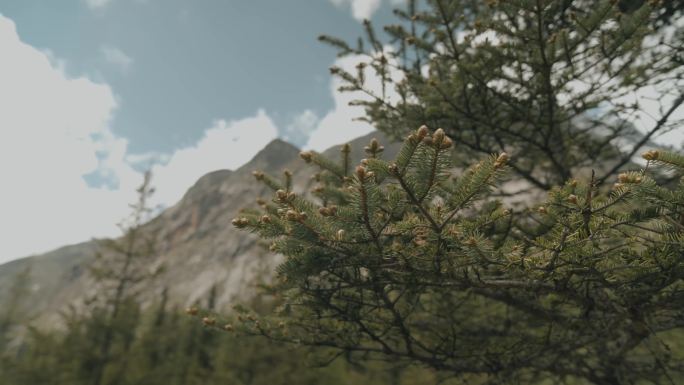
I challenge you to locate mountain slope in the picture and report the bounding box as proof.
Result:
[0,131,400,325]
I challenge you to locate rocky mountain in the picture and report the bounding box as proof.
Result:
[0,131,401,326]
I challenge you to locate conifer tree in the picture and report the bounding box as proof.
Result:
[230,128,684,385]
[0,266,31,351]
[320,0,683,190]
[85,170,161,385]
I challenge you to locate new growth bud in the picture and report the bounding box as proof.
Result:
[494,152,509,168]
[417,125,429,139]
[299,151,313,163]
[433,128,445,143]
[319,205,338,217]
[232,217,249,228]
[364,138,385,156]
[642,150,660,161]
[440,136,453,149]
[252,171,264,180]
[356,165,367,179]
[185,307,198,316]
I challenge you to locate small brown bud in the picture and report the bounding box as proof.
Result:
[494,152,509,168]
[232,217,249,228]
[356,165,367,179]
[285,210,299,221]
[568,179,577,187]
[223,324,234,332]
[319,207,330,216]
[202,317,216,326]
[538,206,547,214]
[360,158,369,165]
[287,192,296,201]
[423,136,434,146]
[388,163,399,174]
[260,215,271,224]
[440,136,453,149]
[417,125,429,139]
[278,321,286,328]
[567,194,578,204]
[283,169,292,177]
[185,307,198,316]
[252,170,264,180]
[618,173,629,183]
[269,243,278,252]
[256,198,266,206]
[433,128,445,143]
[276,189,288,201]
[299,211,308,221]
[299,151,313,163]
[370,138,379,149]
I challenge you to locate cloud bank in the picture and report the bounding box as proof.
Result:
[0,15,279,263]
[0,11,395,263]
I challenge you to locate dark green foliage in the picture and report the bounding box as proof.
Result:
[0,294,446,385]
[234,128,684,385]
[321,0,683,191]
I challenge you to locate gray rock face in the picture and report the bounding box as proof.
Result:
[0,132,400,325]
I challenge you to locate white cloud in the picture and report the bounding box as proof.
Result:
[150,111,279,206]
[304,51,402,151]
[100,45,133,73]
[0,15,279,263]
[330,0,382,21]
[282,109,320,147]
[0,15,139,263]
[84,0,113,9]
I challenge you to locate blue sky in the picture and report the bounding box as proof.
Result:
[1,0,397,153]
[0,0,405,262]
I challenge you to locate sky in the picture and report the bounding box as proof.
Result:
[0,0,406,263]
[0,1,681,264]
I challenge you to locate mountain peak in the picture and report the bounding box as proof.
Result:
[238,138,300,173]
